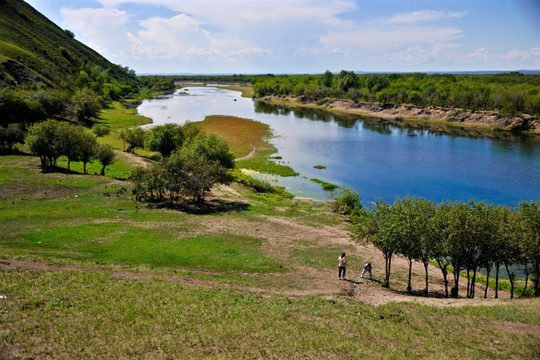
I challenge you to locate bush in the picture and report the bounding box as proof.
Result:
[92,124,111,137]
[0,127,25,153]
[331,187,363,216]
[71,88,103,122]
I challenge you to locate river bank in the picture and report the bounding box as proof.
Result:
[259,95,540,138]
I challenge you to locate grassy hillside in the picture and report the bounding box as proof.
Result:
[0,104,539,358]
[0,0,135,88]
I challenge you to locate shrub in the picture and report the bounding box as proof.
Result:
[92,124,111,137]
[331,187,362,216]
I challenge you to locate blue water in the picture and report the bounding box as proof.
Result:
[137,86,540,204]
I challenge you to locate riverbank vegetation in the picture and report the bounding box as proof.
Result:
[252,71,540,117]
[333,190,540,298]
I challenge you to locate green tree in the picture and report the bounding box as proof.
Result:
[78,132,98,174]
[58,123,84,171]
[120,128,146,153]
[0,127,24,153]
[95,143,115,175]
[393,197,423,293]
[415,198,437,296]
[431,202,453,298]
[321,70,333,88]
[352,201,396,287]
[71,88,102,123]
[144,123,184,157]
[25,120,63,169]
[445,201,471,298]
[182,133,235,170]
[518,200,540,296]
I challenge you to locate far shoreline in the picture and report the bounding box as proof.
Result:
[258,95,540,141]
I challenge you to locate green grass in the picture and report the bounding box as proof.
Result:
[5,224,282,273]
[311,178,339,191]
[0,269,538,359]
[2,141,539,358]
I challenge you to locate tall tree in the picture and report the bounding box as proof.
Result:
[25,119,63,169]
[353,201,397,287]
[95,143,115,176]
[518,201,540,296]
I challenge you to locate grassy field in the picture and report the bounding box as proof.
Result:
[1,154,539,359]
[1,105,539,359]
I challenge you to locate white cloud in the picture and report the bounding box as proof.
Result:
[387,10,467,24]
[57,1,540,72]
[470,47,540,65]
[127,14,212,60]
[320,27,463,49]
[60,7,130,58]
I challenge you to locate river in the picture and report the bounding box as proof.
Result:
[137,86,540,205]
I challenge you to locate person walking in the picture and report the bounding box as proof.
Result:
[360,262,372,280]
[338,252,347,280]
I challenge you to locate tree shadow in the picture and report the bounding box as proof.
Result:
[386,287,450,299]
[0,149,32,156]
[153,198,251,215]
[40,165,86,175]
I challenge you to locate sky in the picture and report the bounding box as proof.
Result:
[25,0,540,75]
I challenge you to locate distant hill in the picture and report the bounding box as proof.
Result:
[0,0,135,88]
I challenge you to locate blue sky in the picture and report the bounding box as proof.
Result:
[26,0,540,74]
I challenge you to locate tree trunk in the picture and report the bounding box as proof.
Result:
[383,254,392,288]
[495,263,500,299]
[83,162,87,174]
[466,268,471,298]
[522,263,529,297]
[68,159,71,171]
[452,267,460,298]
[505,263,515,299]
[484,266,491,299]
[101,165,106,176]
[437,260,449,298]
[407,257,413,293]
[423,261,429,297]
[534,262,540,296]
[470,267,477,299]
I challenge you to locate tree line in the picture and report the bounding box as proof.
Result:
[24,119,115,175]
[332,188,540,298]
[252,71,540,116]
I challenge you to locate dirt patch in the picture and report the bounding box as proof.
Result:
[0,183,74,200]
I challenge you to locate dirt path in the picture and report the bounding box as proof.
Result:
[235,146,257,161]
[114,150,150,168]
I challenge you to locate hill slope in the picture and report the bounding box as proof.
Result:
[0,0,135,88]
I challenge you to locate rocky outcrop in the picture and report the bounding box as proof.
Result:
[263,96,540,132]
